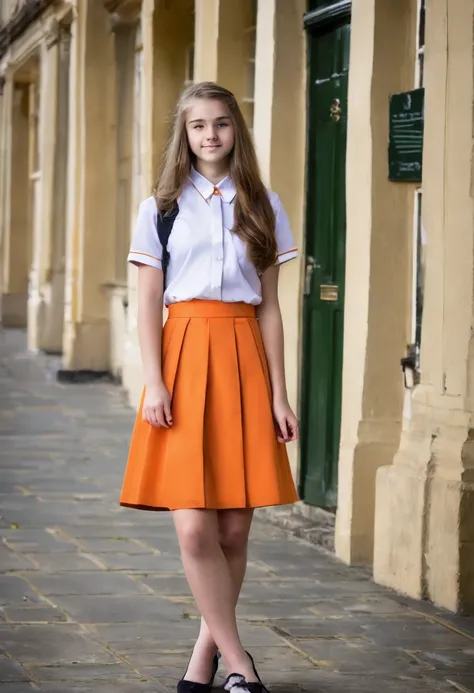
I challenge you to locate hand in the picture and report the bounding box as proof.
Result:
[143,383,172,428]
[272,397,298,443]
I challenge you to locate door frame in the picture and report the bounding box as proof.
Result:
[298,0,351,506]
[303,0,351,32]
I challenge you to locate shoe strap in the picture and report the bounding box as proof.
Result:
[223,673,251,693]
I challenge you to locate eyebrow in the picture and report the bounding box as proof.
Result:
[188,116,231,124]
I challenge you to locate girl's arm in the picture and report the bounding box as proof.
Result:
[256,265,298,443]
[137,265,172,428]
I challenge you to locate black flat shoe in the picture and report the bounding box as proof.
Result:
[245,651,269,692]
[177,653,219,692]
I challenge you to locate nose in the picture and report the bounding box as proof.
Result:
[205,126,218,141]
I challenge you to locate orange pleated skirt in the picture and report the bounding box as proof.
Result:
[120,300,299,511]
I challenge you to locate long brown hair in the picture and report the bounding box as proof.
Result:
[155,82,277,272]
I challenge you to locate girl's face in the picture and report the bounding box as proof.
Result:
[185,98,235,166]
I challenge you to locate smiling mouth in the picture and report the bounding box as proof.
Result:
[203,144,221,149]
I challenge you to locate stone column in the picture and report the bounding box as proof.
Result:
[47,24,71,352]
[0,73,12,323]
[62,0,117,373]
[122,0,153,404]
[252,0,306,478]
[111,15,136,285]
[1,79,30,327]
[0,74,6,275]
[335,0,418,564]
[27,23,61,351]
[374,0,474,613]
[107,3,139,380]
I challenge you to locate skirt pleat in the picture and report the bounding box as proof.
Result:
[120,300,299,511]
[204,316,246,508]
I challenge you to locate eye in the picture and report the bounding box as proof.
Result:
[217,122,228,129]
[193,124,204,130]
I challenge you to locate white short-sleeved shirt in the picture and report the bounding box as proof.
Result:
[127,167,298,306]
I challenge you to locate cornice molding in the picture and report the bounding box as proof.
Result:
[0,0,56,60]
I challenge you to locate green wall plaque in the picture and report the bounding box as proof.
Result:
[388,88,425,183]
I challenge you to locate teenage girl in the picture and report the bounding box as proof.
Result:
[120,81,299,693]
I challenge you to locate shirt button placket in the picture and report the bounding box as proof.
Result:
[210,188,224,300]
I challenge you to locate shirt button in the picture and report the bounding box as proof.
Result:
[217,256,222,261]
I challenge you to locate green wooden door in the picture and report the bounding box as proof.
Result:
[299,3,351,510]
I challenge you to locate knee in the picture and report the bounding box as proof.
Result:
[177,524,216,558]
[218,524,250,553]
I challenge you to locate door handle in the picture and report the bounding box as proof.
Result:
[304,256,321,295]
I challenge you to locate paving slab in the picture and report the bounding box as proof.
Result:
[2,528,78,553]
[0,623,116,664]
[1,329,474,693]
[37,684,164,693]
[48,594,187,623]
[74,538,152,554]
[26,571,152,596]
[0,574,45,605]
[2,604,68,623]
[0,653,34,682]
[0,545,38,570]
[27,662,139,682]
[20,552,107,572]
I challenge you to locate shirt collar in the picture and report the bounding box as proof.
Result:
[188,166,236,203]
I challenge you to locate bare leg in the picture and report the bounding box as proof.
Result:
[173,509,256,682]
[185,509,254,681]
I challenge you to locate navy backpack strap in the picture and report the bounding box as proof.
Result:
[155,203,179,281]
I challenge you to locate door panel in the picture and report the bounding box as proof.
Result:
[299,16,350,510]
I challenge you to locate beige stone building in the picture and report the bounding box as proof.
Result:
[0,0,473,614]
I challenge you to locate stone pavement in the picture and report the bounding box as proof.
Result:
[0,328,473,693]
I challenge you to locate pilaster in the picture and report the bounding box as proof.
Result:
[373,0,474,613]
